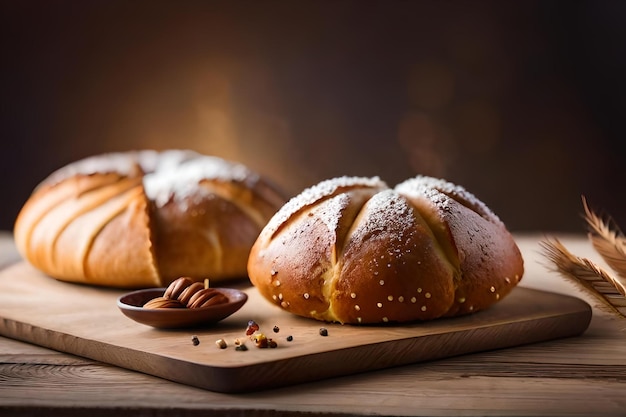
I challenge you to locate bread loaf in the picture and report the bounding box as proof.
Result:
[247,176,524,324]
[14,150,285,288]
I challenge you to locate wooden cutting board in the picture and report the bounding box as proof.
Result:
[0,262,592,393]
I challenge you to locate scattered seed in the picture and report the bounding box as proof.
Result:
[215,338,227,349]
[253,333,269,348]
[246,320,259,335]
[235,344,248,351]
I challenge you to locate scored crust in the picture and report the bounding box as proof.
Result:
[247,175,524,324]
[14,150,285,288]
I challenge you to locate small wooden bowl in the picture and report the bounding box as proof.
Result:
[117,287,247,329]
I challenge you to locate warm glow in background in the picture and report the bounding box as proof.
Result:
[2,1,625,232]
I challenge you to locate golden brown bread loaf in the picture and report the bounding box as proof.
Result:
[14,150,285,288]
[247,176,524,324]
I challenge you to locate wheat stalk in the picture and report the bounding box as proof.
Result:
[539,237,626,317]
[582,196,626,282]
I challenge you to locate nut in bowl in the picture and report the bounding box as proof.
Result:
[117,277,248,329]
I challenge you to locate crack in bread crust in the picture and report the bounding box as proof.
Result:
[15,150,285,288]
[264,176,388,240]
[249,175,525,324]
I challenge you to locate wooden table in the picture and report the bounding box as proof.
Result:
[1,231,624,416]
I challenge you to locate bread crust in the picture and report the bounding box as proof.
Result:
[14,150,285,288]
[247,176,524,324]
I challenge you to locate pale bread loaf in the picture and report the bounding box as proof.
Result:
[15,150,285,288]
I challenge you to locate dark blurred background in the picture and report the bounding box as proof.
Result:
[2,0,626,233]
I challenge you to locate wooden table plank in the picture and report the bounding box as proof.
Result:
[1,233,625,416]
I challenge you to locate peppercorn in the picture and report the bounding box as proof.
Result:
[235,344,248,351]
[286,335,293,342]
[191,335,200,346]
[319,327,328,336]
[273,325,280,333]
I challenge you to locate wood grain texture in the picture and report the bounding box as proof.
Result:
[0,257,591,394]
[0,234,625,416]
